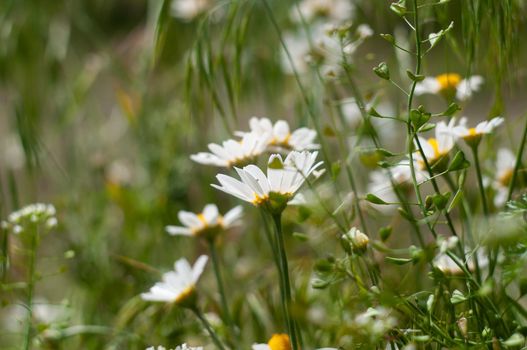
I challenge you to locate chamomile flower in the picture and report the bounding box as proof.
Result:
[492,148,516,206]
[414,73,483,101]
[414,120,456,169]
[190,132,267,168]
[451,116,504,145]
[165,204,242,239]
[252,334,337,350]
[170,0,211,21]
[141,255,208,306]
[212,151,323,214]
[236,117,319,152]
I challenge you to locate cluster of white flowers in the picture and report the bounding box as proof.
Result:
[2,203,57,234]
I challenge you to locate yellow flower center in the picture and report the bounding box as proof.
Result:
[468,127,478,136]
[498,169,514,187]
[436,73,462,91]
[267,334,292,350]
[270,134,292,149]
[174,286,195,304]
[428,138,442,159]
[252,193,270,206]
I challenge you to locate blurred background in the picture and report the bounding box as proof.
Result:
[1,0,527,348]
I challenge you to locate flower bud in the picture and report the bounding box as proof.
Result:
[344,227,369,254]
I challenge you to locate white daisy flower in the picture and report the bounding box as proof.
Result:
[415,120,456,169]
[290,0,354,23]
[141,255,208,306]
[190,132,267,168]
[236,117,319,152]
[451,116,504,143]
[170,0,211,21]
[166,204,243,239]
[492,148,516,206]
[212,151,323,214]
[252,333,337,350]
[414,73,483,101]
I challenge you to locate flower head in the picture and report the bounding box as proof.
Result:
[236,117,319,152]
[190,132,267,168]
[212,151,323,214]
[415,120,456,169]
[451,116,504,145]
[3,203,57,235]
[141,255,208,307]
[166,204,242,240]
[252,334,337,350]
[415,74,483,101]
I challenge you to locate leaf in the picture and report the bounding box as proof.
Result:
[406,70,425,82]
[380,33,395,44]
[365,193,388,205]
[385,257,413,265]
[379,226,392,241]
[442,102,461,116]
[390,0,407,16]
[450,289,467,304]
[447,151,470,172]
[292,232,309,242]
[373,62,390,80]
[447,190,464,213]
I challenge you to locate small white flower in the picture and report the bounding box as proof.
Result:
[356,24,374,39]
[190,132,267,168]
[415,120,456,169]
[212,151,323,212]
[170,0,210,21]
[165,204,242,238]
[236,117,319,152]
[414,73,483,101]
[290,0,354,23]
[492,148,516,206]
[451,116,504,141]
[141,255,208,305]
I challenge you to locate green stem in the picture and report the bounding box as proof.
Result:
[471,145,489,216]
[23,226,39,350]
[507,115,527,201]
[260,211,291,340]
[271,213,300,350]
[192,307,228,350]
[208,240,237,339]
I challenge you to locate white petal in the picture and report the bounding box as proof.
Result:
[191,255,209,283]
[202,204,219,223]
[414,77,441,95]
[223,205,243,227]
[178,211,202,228]
[166,226,193,236]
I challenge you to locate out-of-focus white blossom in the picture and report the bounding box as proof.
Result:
[171,0,211,21]
[414,73,483,101]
